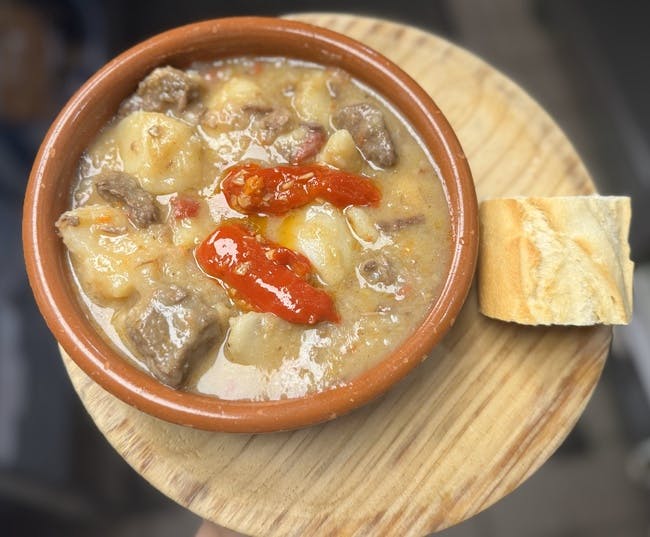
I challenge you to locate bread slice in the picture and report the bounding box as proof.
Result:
[478,196,633,325]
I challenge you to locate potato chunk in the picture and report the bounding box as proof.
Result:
[271,203,355,286]
[206,76,266,111]
[318,129,363,172]
[345,206,379,243]
[56,205,170,300]
[113,111,204,194]
[292,71,332,126]
[167,197,216,249]
[226,312,302,369]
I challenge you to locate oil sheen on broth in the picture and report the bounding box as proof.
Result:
[55,57,452,400]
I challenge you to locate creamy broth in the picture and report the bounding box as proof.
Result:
[56,57,452,400]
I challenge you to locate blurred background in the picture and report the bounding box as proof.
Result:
[2,0,649,535]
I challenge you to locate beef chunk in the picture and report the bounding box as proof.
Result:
[125,285,222,387]
[239,105,292,144]
[135,66,203,114]
[333,103,397,168]
[360,255,398,286]
[275,123,326,164]
[377,214,425,233]
[253,107,291,144]
[95,171,159,229]
[201,105,291,141]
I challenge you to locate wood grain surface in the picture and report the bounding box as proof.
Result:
[61,13,612,536]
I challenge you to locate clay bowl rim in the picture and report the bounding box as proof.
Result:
[23,16,478,433]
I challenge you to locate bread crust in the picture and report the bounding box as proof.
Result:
[478,196,633,325]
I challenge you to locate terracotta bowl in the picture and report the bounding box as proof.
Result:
[23,17,478,432]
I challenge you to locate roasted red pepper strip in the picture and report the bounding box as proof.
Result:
[196,223,339,324]
[221,163,381,215]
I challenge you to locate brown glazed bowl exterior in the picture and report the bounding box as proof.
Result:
[23,17,478,432]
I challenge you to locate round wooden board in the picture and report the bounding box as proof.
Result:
[61,13,612,536]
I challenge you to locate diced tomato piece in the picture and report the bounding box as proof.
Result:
[171,194,200,219]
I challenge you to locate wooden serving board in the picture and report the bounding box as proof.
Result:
[61,14,612,536]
